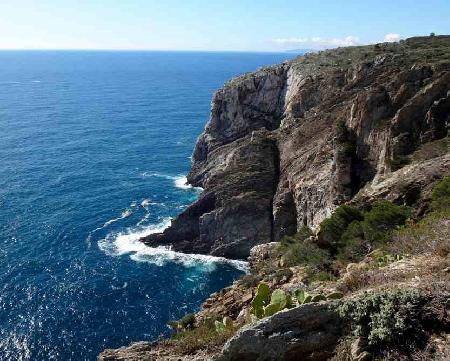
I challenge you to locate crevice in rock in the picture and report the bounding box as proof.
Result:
[270,139,281,242]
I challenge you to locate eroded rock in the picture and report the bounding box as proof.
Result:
[218,302,343,361]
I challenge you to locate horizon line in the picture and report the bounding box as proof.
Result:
[0,48,309,54]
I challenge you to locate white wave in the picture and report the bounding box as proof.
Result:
[174,176,202,192]
[98,219,248,272]
[141,172,203,192]
[31,80,41,83]
[111,282,128,290]
[103,208,133,227]
[174,175,192,189]
[86,201,137,246]
[141,171,173,180]
[98,218,172,256]
[141,199,151,210]
[130,246,249,272]
[138,199,168,226]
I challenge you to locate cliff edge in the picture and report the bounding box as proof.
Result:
[142,36,450,259]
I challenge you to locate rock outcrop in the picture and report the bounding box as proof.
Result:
[142,36,450,260]
[218,302,343,361]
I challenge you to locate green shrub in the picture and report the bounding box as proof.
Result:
[311,270,336,282]
[178,313,196,330]
[168,313,197,332]
[337,143,357,158]
[278,227,331,269]
[278,238,331,269]
[362,201,411,243]
[318,205,363,248]
[169,317,234,354]
[279,226,312,246]
[337,221,366,262]
[338,289,422,350]
[329,201,411,263]
[431,176,450,211]
[281,201,412,274]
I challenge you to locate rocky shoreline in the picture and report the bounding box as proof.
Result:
[100,36,450,360]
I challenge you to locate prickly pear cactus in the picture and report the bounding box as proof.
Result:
[251,284,294,319]
[311,294,327,302]
[251,282,270,318]
[223,316,233,329]
[263,303,280,317]
[270,289,291,309]
[327,292,344,300]
[215,320,225,333]
[295,289,312,305]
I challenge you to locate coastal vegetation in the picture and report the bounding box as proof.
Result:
[159,176,449,359]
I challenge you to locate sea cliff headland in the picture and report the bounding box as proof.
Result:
[100,36,450,360]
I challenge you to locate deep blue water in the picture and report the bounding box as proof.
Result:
[0,51,295,360]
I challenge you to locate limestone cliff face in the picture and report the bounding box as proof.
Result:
[142,36,450,259]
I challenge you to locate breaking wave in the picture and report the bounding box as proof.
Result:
[141,172,202,191]
[98,219,248,272]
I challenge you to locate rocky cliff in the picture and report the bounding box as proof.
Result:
[142,36,450,259]
[101,36,450,361]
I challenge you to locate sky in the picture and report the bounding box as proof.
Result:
[0,0,449,51]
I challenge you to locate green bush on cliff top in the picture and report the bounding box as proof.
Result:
[431,176,450,211]
[318,205,364,249]
[278,227,331,269]
[338,289,423,351]
[318,201,411,263]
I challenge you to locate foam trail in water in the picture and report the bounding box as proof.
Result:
[141,199,151,210]
[86,201,137,246]
[103,208,133,227]
[98,218,248,272]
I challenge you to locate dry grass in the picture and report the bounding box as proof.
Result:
[329,338,353,361]
[411,137,449,162]
[388,210,450,257]
[165,319,235,355]
[337,255,450,294]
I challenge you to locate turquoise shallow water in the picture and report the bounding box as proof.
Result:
[0,51,295,360]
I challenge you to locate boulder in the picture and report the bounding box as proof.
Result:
[218,302,342,361]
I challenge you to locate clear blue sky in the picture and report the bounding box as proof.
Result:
[1,0,449,51]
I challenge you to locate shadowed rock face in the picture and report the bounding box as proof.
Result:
[142,36,450,259]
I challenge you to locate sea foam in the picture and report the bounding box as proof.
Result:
[98,218,248,272]
[141,172,202,192]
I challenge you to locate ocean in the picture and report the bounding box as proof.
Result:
[0,51,295,360]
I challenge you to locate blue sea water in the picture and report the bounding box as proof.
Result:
[0,51,295,360]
